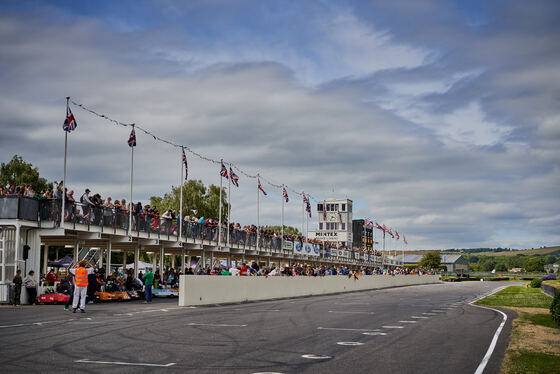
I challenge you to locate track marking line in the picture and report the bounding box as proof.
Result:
[187,322,247,327]
[328,311,375,315]
[0,324,25,328]
[382,326,404,329]
[75,359,175,367]
[470,287,509,374]
[431,310,445,313]
[422,313,438,315]
[398,321,417,323]
[317,327,380,332]
[363,332,387,336]
[301,354,331,359]
[411,316,428,319]
[337,341,364,346]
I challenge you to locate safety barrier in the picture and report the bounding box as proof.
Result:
[178,275,441,306]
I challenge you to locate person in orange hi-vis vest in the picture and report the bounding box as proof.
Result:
[69,260,94,313]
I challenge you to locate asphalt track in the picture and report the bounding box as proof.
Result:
[0,281,516,374]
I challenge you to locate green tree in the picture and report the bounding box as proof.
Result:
[524,258,545,272]
[495,263,508,272]
[265,226,301,235]
[149,179,228,221]
[418,252,441,269]
[479,257,497,272]
[0,155,52,192]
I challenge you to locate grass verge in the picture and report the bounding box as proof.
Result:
[474,286,559,374]
[475,286,552,308]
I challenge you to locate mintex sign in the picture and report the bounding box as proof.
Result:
[307,231,351,242]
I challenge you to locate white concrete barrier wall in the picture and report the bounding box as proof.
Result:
[178,275,441,306]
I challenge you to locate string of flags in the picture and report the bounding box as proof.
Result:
[64,98,409,245]
[70,99,321,202]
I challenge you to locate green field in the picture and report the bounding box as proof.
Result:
[475,286,553,308]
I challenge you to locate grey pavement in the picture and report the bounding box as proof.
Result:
[0,281,516,374]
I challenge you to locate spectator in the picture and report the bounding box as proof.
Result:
[12,269,22,306]
[23,270,37,305]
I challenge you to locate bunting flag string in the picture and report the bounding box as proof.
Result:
[70,99,407,238]
[403,234,408,245]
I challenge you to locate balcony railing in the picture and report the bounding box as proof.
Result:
[0,196,394,264]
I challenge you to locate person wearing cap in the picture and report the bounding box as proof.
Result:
[80,189,94,220]
[142,267,154,303]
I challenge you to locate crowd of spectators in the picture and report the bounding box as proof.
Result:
[1,182,393,258]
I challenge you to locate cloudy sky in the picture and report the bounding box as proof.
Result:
[1,0,559,250]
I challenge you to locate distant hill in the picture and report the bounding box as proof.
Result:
[401,246,560,257]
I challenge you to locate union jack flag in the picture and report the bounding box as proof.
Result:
[230,167,239,187]
[337,207,343,224]
[303,194,311,217]
[403,234,408,245]
[182,148,188,180]
[63,106,77,132]
[375,222,384,231]
[128,128,136,147]
[323,201,327,220]
[282,187,289,203]
[220,162,228,178]
[258,179,267,195]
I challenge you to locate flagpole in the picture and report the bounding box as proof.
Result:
[61,97,69,227]
[218,159,223,246]
[301,192,305,245]
[227,163,231,246]
[179,148,184,241]
[128,124,134,237]
[257,174,260,253]
[281,184,284,253]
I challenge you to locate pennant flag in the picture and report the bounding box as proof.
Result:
[403,234,408,245]
[230,167,239,187]
[128,128,136,147]
[303,195,311,217]
[258,179,267,195]
[220,162,228,178]
[282,187,289,203]
[63,106,77,132]
[182,148,188,180]
[395,231,400,241]
[323,201,327,220]
[375,222,384,231]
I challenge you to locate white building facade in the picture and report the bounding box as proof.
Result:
[307,198,353,248]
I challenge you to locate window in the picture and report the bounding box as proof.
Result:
[319,222,323,230]
[341,204,346,212]
[326,204,331,211]
[341,223,345,230]
[317,203,323,212]
[333,223,338,230]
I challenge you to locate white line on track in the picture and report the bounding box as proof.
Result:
[431,310,446,313]
[382,326,404,329]
[398,321,417,323]
[411,316,429,319]
[187,322,247,327]
[470,286,509,374]
[75,359,175,367]
[337,341,364,346]
[328,311,375,315]
[363,331,387,336]
[422,312,438,315]
[317,327,380,332]
[301,354,331,359]
[0,324,25,328]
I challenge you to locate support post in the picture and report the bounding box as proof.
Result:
[43,244,49,275]
[107,241,112,275]
[134,246,140,278]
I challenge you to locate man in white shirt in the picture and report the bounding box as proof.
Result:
[229,265,239,276]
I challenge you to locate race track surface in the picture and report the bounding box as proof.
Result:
[0,281,516,373]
